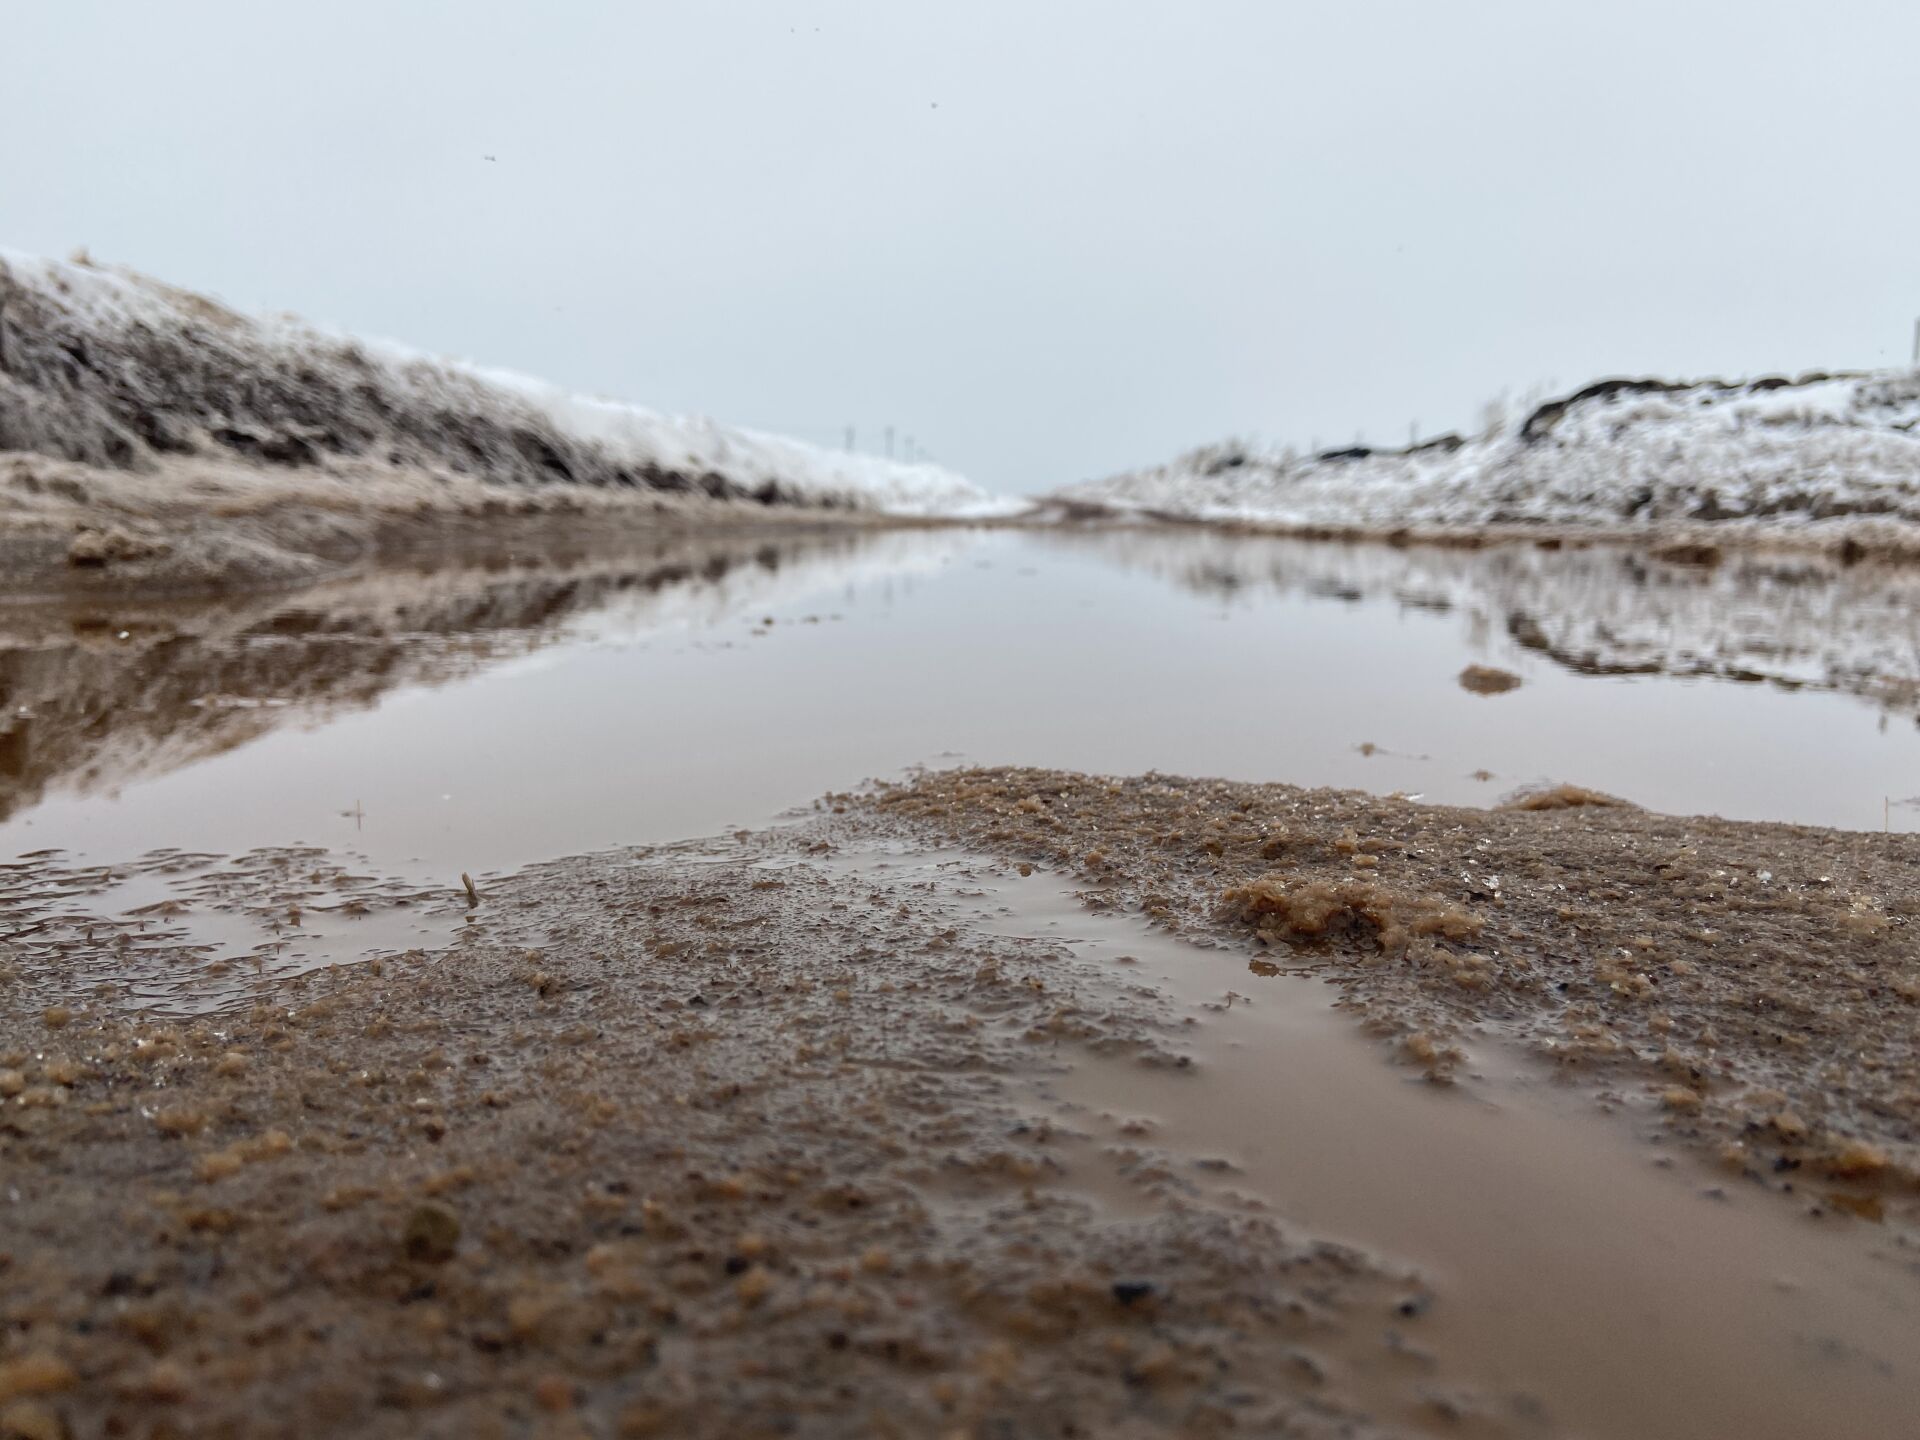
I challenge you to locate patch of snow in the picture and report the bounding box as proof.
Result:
[1052,371,1920,539]
[0,250,1019,519]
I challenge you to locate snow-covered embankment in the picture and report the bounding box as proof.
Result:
[1052,372,1920,550]
[0,250,1008,518]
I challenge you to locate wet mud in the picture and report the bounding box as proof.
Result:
[866,769,1920,1211]
[5,524,1920,1437]
[0,831,1508,1440]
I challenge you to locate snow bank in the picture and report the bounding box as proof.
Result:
[1054,371,1920,540]
[0,251,1012,518]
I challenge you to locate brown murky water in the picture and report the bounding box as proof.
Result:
[5,525,1920,1435]
[863,850,1920,1440]
[1,526,1914,879]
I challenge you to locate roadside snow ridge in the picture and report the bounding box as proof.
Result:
[0,250,1013,518]
[1056,372,1920,536]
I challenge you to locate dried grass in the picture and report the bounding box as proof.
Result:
[1458,664,1522,696]
[1497,784,1634,812]
[1221,874,1480,953]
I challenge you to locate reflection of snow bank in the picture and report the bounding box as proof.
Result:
[0,526,975,821]
[562,526,980,642]
[1054,373,1920,541]
[0,251,1015,518]
[1041,528,1920,718]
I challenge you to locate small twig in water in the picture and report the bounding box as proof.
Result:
[461,872,480,908]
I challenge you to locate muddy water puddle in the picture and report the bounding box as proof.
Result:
[0,844,461,1014]
[2,526,1915,882]
[1,522,1917,1002]
[5,525,1920,1435]
[843,847,1920,1440]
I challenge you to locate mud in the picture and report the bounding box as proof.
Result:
[5,529,1920,1436]
[0,449,915,603]
[1035,506,1920,565]
[0,831,1513,1440]
[8,789,1920,1438]
[864,768,1920,1214]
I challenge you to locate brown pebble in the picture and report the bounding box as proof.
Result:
[1827,1139,1888,1176]
[402,1203,461,1263]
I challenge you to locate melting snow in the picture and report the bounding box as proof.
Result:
[0,250,1018,519]
[1052,373,1920,539]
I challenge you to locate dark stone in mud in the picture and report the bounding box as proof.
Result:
[1111,1280,1157,1306]
[402,1203,461,1263]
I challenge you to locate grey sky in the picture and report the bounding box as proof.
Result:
[7,1,1917,494]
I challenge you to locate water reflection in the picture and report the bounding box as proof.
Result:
[0,525,1914,877]
[1040,528,1920,720]
[0,526,944,821]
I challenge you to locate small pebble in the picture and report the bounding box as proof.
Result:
[403,1203,461,1263]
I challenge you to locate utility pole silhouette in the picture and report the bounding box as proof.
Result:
[884,425,895,460]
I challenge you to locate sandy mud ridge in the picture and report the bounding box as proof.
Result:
[0,447,925,602]
[0,831,1532,1440]
[860,768,1920,1223]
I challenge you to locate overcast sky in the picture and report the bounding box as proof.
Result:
[7,1,1917,493]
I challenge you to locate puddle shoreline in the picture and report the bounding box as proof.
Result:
[928,856,1920,1438]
